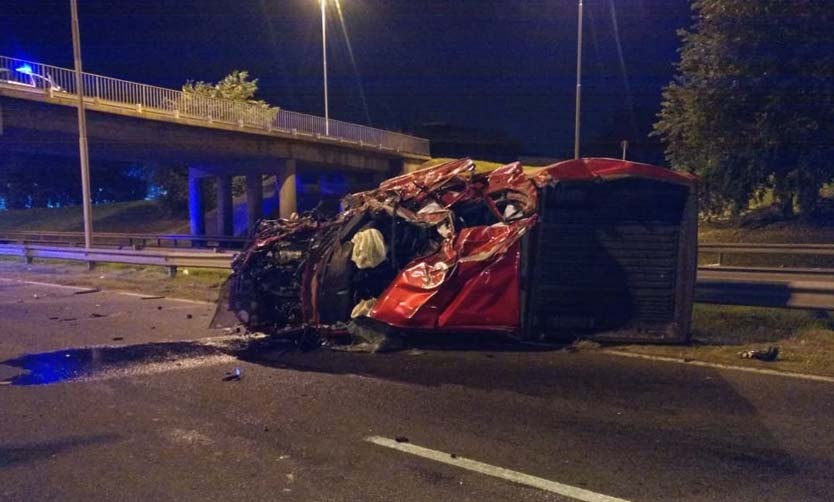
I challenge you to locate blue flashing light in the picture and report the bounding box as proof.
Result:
[15,64,33,75]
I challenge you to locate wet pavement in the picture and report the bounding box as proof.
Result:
[2,279,834,501]
[0,341,230,386]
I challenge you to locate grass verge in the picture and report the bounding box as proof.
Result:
[613,304,834,378]
[0,200,189,233]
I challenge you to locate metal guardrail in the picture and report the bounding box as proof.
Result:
[696,243,834,309]
[697,266,834,310]
[2,240,834,309]
[699,242,834,266]
[0,230,247,249]
[0,243,234,277]
[0,55,430,156]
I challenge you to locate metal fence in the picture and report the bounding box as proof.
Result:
[0,55,430,156]
[0,243,233,277]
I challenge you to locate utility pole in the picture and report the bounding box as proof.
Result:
[573,0,584,159]
[321,0,330,136]
[70,0,93,249]
[620,140,629,160]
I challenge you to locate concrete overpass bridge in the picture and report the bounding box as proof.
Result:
[0,55,430,235]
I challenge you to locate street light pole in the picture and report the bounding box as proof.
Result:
[321,0,330,136]
[70,0,93,249]
[573,0,584,159]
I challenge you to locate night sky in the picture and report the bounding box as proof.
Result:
[1,0,692,160]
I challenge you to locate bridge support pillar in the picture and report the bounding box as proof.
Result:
[216,174,234,236]
[245,174,263,231]
[188,168,205,236]
[277,160,297,219]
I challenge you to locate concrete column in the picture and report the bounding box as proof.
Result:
[277,159,297,219]
[188,168,205,236]
[245,174,263,230]
[216,174,233,236]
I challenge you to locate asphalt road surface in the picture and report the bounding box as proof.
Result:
[1,278,833,501]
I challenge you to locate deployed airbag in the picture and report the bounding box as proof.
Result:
[350,228,387,269]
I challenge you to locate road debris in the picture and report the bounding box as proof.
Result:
[395,436,409,443]
[222,367,242,381]
[566,339,602,352]
[739,346,780,362]
[72,288,100,295]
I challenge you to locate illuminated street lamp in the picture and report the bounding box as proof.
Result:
[320,0,330,136]
[574,0,584,159]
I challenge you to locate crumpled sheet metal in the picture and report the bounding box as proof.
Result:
[365,160,539,330]
[532,157,696,188]
[228,156,694,337]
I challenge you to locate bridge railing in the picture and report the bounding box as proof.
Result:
[0,55,430,156]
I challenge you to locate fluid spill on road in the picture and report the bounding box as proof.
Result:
[0,341,232,386]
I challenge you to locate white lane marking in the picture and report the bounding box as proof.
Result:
[3,354,237,386]
[117,291,214,305]
[605,350,834,384]
[0,279,214,305]
[117,291,157,299]
[0,278,91,292]
[365,436,631,502]
[77,354,238,382]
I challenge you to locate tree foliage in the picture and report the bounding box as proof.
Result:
[182,70,271,109]
[654,0,834,216]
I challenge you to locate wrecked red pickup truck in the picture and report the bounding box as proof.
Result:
[219,157,697,349]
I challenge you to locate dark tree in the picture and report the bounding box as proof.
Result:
[654,0,834,216]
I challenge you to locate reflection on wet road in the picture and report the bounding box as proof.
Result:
[1,341,231,386]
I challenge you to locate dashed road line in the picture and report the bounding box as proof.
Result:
[365,435,631,502]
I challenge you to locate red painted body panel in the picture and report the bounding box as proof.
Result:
[533,158,696,187]
[368,160,539,332]
[437,241,521,330]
